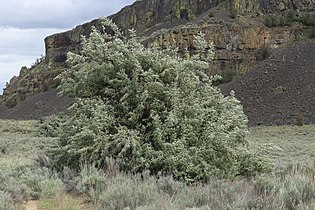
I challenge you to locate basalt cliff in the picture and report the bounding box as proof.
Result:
[2,0,315,107]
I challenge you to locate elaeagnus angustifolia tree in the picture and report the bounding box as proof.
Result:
[41,18,268,182]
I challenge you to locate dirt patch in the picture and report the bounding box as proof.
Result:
[0,105,8,118]
[23,200,39,210]
[220,39,315,126]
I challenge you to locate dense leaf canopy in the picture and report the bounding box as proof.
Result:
[41,18,267,182]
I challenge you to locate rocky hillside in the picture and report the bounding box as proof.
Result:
[0,89,73,120]
[2,0,315,107]
[220,39,315,126]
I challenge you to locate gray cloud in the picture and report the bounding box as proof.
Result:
[0,27,66,92]
[0,0,135,93]
[0,0,134,28]
[0,54,39,89]
[0,27,64,55]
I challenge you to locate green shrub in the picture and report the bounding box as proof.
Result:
[252,164,315,209]
[208,11,214,18]
[256,45,271,61]
[98,173,162,210]
[300,12,315,26]
[0,141,7,154]
[0,190,15,210]
[265,12,315,28]
[221,71,237,83]
[296,113,305,126]
[42,18,267,182]
[309,25,315,38]
[286,10,297,22]
[0,175,26,203]
[265,15,273,27]
[38,115,68,137]
[75,165,107,203]
[1,165,64,200]
[18,166,64,199]
[174,185,210,208]
[135,203,179,210]
[265,15,280,27]
[156,176,185,196]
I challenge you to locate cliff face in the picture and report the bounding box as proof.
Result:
[44,19,100,67]
[44,0,314,67]
[144,23,303,80]
[2,0,315,107]
[230,0,314,14]
[44,0,223,67]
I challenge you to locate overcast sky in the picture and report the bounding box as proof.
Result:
[0,0,135,93]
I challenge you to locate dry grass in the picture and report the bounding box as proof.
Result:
[37,195,94,210]
[248,125,315,167]
[0,120,314,209]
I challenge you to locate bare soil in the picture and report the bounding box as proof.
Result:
[220,39,315,126]
[0,89,73,120]
[23,200,38,210]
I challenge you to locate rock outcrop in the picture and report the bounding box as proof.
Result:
[2,64,62,107]
[0,89,73,120]
[2,0,315,107]
[43,0,314,68]
[144,23,303,80]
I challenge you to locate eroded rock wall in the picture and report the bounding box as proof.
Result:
[144,23,303,80]
[44,0,224,67]
[43,0,314,69]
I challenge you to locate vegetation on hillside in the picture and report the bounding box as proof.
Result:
[265,11,315,28]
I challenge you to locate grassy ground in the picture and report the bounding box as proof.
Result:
[0,120,46,174]
[247,125,315,167]
[0,120,314,209]
[0,120,92,210]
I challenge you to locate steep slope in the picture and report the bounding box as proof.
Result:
[0,105,8,119]
[0,90,73,120]
[220,39,315,126]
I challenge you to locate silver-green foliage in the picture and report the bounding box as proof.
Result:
[0,190,15,210]
[43,18,266,181]
[0,165,65,207]
[75,164,107,204]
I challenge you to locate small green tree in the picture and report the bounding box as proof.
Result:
[41,18,267,182]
